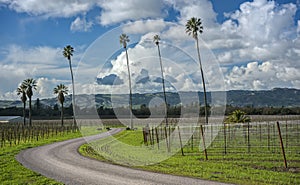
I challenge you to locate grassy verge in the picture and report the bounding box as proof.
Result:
[0,126,103,185]
[80,129,300,185]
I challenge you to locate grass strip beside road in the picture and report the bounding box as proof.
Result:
[1,126,102,185]
[80,129,300,185]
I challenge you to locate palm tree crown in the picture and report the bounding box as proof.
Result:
[63,45,74,60]
[153,34,160,46]
[17,84,27,103]
[22,78,37,98]
[54,84,68,104]
[120,33,130,48]
[185,17,203,39]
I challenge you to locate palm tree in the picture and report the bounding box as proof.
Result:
[54,84,68,127]
[225,110,251,124]
[153,34,169,126]
[17,84,27,126]
[186,17,208,124]
[63,45,76,127]
[120,33,133,129]
[225,109,251,152]
[22,78,37,127]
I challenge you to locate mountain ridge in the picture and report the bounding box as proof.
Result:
[1,88,299,108]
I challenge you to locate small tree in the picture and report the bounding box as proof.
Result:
[54,84,68,127]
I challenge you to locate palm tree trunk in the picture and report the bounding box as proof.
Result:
[157,44,168,126]
[29,97,32,127]
[68,59,76,127]
[23,102,26,126]
[196,37,208,124]
[125,48,133,129]
[61,102,64,127]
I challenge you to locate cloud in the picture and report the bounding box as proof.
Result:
[0,0,95,18]
[225,61,300,90]
[297,20,300,34]
[0,44,84,99]
[165,0,217,28]
[97,74,123,85]
[36,77,67,99]
[122,19,167,34]
[228,0,297,42]
[210,0,300,90]
[1,0,300,100]
[70,16,93,32]
[97,0,163,26]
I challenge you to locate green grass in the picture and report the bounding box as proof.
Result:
[0,126,103,185]
[80,128,300,185]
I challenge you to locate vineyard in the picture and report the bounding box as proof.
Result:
[142,117,300,168]
[81,116,300,184]
[0,120,79,147]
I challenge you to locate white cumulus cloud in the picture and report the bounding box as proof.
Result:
[71,16,93,32]
[97,0,164,26]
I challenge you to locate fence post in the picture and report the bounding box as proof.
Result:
[155,127,159,149]
[285,120,288,148]
[267,122,270,150]
[142,127,148,145]
[164,126,170,152]
[247,122,250,153]
[223,122,227,154]
[200,125,208,160]
[177,126,184,156]
[276,121,288,168]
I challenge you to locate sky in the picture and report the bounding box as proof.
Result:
[0,0,299,100]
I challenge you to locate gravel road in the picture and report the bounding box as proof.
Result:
[16,128,230,185]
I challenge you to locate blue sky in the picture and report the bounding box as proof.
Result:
[0,0,299,100]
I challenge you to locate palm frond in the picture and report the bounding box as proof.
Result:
[120,34,130,48]
[185,17,203,39]
[153,34,160,45]
[63,45,74,60]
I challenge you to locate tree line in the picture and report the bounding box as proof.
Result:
[2,103,299,120]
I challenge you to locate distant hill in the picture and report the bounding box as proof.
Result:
[1,88,299,108]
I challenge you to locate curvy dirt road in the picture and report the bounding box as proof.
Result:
[17,128,229,185]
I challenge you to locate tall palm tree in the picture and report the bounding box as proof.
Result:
[186,17,208,124]
[120,33,133,129]
[63,45,76,127]
[17,84,27,126]
[22,78,37,127]
[54,84,68,127]
[153,34,169,126]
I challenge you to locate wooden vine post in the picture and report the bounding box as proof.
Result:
[177,126,184,156]
[200,125,208,160]
[276,121,288,168]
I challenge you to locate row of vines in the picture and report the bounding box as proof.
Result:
[0,120,79,147]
